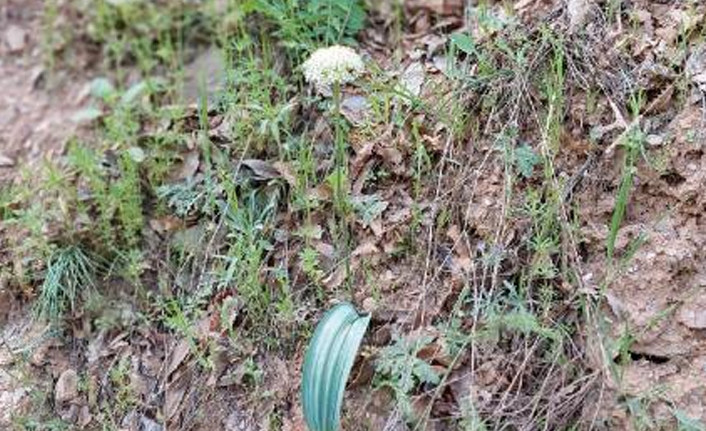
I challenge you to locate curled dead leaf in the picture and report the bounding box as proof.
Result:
[272,161,298,187]
[240,159,281,181]
[406,0,463,16]
[341,95,369,126]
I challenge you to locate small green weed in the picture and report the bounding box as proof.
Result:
[253,0,366,61]
[376,334,441,420]
[607,93,646,261]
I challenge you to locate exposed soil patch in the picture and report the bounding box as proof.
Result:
[0,0,89,183]
[579,103,706,425]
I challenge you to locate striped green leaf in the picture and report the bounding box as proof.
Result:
[302,302,371,431]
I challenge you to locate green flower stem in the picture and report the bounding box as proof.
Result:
[332,83,345,211]
[331,83,351,288]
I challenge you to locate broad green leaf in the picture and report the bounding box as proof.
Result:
[514,144,540,178]
[121,81,148,105]
[71,107,103,123]
[90,77,115,100]
[450,33,476,56]
[126,146,146,163]
[302,302,370,431]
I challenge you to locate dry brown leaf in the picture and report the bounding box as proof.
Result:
[149,215,183,234]
[313,241,336,261]
[78,405,92,428]
[272,161,298,187]
[399,62,425,98]
[165,371,190,421]
[55,369,79,404]
[351,141,375,178]
[377,145,403,166]
[306,184,332,202]
[4,25,27,53]
[352,159,375,195]
[241,159,281,180]
[370,218,383,237]
[165,339,190,377]
[171,150,200,181]
[323,266,347,290]
[406,0,463,16]
[446,225,472,273]
[687,43,706,91]
[677,297,706,329]
[387,206,411,225]
[341,94,369,126]
[352,241,380,257]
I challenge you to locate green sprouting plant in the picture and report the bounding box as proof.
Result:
[623,387,668,431]
[220,35,296,153]
[69,145,144,249]
[113,153,144,247]
[411,121,432,197]
[13,416,70,431]
[41,0,61,75]
[350,194,388,228]
[331,89,350,214]
[458,397,488,431]
[376,334,441,419]
[286,136,319,211]
[478,282,562,344]
[157,178,212,218]
[522,188,561,281]
[82,0,215,77]
[68,145,111,241]
[672,409,706,431]
[108,357,138,415]
[484,307,561,343]
[514,144,540,179]
[215,189,280,333]
[253,0,366,60]
[540,32,565,158]
[36,245,97,321]
[607,92,645,261]
[300,246,325,285]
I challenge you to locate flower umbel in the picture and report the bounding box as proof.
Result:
[302,45,364,88]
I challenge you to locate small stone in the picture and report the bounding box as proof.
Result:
[678,302,706,329]
[55,369,79,404]
[362,297,376,313]
[399,62,425,98]
[686,44,706,74]
[0,386,28,427]
[341,95,369,125]
[140,415,163,431]
[0,154,15,167]
[126,146,146,163]
[58,404,79,423]
[645,134,664,147]
[121,410,138,429]
[4,25,27,53]
[223,410,253,431]
[568,0,593,32]
[78,405,92,427]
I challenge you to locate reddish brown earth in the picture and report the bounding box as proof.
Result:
[580,103,706,426]
[0,0,89,184]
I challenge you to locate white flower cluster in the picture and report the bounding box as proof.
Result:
[302,45,364,89]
